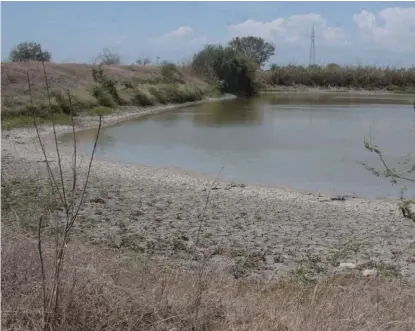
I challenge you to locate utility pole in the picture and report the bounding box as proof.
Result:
[309,24,316,66]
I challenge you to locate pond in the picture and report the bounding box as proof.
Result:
[73,93,415,198]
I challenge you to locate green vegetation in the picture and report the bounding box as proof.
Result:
[2,113,72,129]
[9,41,51,62]
[192,44,259,96]
[87,106,115,116]
[263,64,415,91]
[160,61,183,83]
[228,36,275,67]
[132,89,154,106]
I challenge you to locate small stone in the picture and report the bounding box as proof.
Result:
[362,269,378,277]
[112,235,122,248]
[339,262,357,269]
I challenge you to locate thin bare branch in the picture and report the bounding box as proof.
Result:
[195,166,224,247]
[67,90,77,196]
[70,115,102,227]
[37,216,47,331]
[27,71,64,205]
[41,60,69,215]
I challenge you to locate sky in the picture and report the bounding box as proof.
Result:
[1,1,415,67]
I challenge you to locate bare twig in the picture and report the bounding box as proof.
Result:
[26,71,64,205]
[67,90,77,196]
[195,166,224,247]
[30,62,103,331]
[363,138,415,183]
[70,115,102,225]
[41,60,69,215]
[37,216,47,331]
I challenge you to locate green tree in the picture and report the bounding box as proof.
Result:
[228,36,275,67]
[9,41,51,62]
[192,44,258,96]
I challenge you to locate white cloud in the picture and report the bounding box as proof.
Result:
[152,26,208,53]
[353,7,415,52]
[163,26,193,38]
[108,35,127,46]
[226,14,348,46]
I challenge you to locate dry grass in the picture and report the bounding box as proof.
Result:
[2,225,415,331]
[1,62,206,98]
[1,62,208,115]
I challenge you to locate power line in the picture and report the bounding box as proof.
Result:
[309,24,316,66]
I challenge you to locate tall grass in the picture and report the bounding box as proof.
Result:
[3,227,415,331]
[263,64,415,91]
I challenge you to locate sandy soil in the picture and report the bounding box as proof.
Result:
[2,101,415,282]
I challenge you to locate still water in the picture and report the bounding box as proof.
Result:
[74,93,415,198]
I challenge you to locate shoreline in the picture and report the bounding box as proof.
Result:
[2,94,415,281]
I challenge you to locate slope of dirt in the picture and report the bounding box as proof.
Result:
[1,62,207,110]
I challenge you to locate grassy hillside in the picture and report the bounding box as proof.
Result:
[1,62,217,128]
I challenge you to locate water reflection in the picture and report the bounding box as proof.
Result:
[192,99,264,127]
[71,94,415,198]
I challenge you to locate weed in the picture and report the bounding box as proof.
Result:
[132,89,154,107]
[148,86,168,104]
[330,239,362,265]
[87,106,114,116]
[161,61,182,83]
[91,86,116,108]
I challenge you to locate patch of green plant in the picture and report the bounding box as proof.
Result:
[87,106,115,116]
[157,84,204,104]
[161,61,182,83]
[1,113,72,129]
[205,84,223,97]
[91,86,116,108]
[148,86,168,104]
[292,264,316,286]
[330,239,362,265]
[132,89,155,107]
[91,65,125,105]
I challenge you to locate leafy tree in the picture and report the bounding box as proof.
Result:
[228,36,275,67]
[192,44,258,96]
[99,48,120,65]
[9,41,51,62]
[143,57,151,65]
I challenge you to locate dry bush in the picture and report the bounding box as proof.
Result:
[2,226,415,331]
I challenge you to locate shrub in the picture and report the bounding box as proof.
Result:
[91,86,116,108]
[132,90,154,107]
[99,48,120,65]
[161,62,182,83]
[9,41,51,62]
[91,66,124,105]
[263,64,415,89]
[148,86,168,104]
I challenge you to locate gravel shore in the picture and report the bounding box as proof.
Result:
[2,100,415,281]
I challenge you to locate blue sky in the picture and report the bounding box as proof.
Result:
[2,1,415,67]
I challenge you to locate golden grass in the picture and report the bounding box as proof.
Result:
[2,225,415,331]
[1,62,206,100]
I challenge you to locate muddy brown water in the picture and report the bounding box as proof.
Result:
[73,93,415,198]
